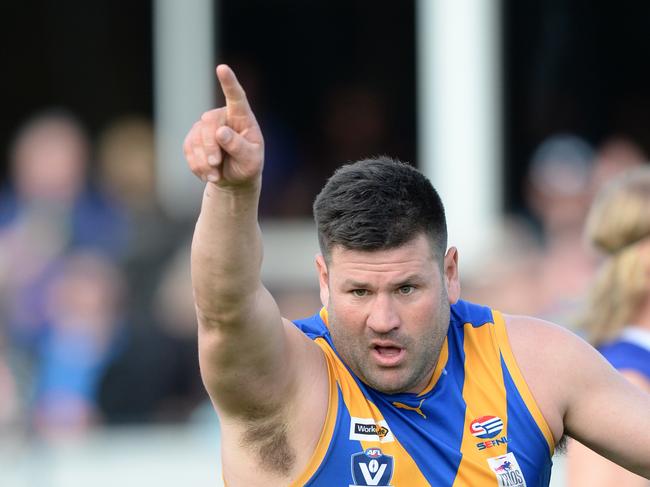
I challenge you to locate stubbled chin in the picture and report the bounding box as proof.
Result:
[361,363,413,394]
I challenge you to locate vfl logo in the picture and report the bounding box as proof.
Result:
[470,415,504,439]
[350,448,394,487]
[487,453,527,487]
[349,417,395,443]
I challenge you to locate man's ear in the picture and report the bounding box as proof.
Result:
[315,254,330,307]
[443,247,461,304]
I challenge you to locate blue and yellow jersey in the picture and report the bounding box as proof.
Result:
[598,327,650,381]
[290,300,555,487]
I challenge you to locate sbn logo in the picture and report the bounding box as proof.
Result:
[476,436,510,450]
[470,415,504,439]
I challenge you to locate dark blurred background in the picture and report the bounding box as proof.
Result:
[3,1,650,211]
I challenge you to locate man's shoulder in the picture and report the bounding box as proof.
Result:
[502,314,579,346]
[500,314,590,389]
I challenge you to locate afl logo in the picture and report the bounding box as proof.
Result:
[350,449,394,486]
[470,416,504,439]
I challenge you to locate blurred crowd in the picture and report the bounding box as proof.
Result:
[0,105,647,445]
[0,110,204,441]
[464,133,647,325]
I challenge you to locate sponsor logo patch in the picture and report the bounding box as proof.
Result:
[349,417,395,443]
[476,435,510,451]
[487,452,527,487]
[470,415,504,439]
[350,448,394,487]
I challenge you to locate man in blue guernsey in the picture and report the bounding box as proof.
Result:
[183,65,650,486]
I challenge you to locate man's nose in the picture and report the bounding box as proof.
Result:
[366,293,401,334]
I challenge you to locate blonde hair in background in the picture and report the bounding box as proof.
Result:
[96,115,156,207]
[579,167,650,346]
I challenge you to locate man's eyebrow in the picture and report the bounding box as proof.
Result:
[394,274,427,286]
[341,279,370,288]
[341,274,427,288]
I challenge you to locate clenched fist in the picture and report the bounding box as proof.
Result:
[184,64,264,187]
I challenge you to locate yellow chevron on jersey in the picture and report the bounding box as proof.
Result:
[291,300,554,486]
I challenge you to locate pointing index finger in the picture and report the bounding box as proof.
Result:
[216,64,252,118]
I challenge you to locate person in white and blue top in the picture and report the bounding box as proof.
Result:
[568,167,650,487]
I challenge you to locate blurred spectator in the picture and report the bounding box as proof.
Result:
[0,110,128,345]
[97,115,158,216]
[576,167,650,354]
[0,335,19,433]
[96,115,187,326]
[461,217,545,316]
[0,109,128,257]
[282,82,391,216]
[32,250,126,439]
[523,134,598,324]
[0,110,132,441]
[526,134,595,240]
[590,135,646,194]
[567,167,650,486]
[319,84,390,166]
[98,242,207,424]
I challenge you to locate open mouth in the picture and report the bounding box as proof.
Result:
[371,344,405,366]
[375,346,402,357]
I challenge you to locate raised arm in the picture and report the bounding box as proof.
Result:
[183,66,327,463]
[185,64,280,410]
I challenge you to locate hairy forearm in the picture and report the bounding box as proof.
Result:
[191,180,264,325]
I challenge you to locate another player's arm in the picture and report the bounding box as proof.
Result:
[506,316,650,479]
[184,65,323,423]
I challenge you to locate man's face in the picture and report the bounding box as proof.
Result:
[316,233,460,394]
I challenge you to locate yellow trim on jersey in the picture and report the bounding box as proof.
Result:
[492,310,555,454]
[452,322,509,487]
[418,338,449,396]
[319,307,329,325]
[289,338,339,486]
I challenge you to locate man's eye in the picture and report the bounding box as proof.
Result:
[352,289,368,297]
[398,285,414,295]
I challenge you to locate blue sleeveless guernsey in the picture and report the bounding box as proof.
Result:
[598,327,650,381]
[289,300,555,487]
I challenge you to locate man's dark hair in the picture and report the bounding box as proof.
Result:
[313,156,447,263]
